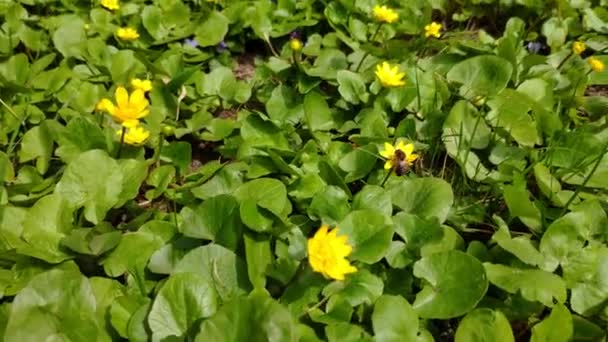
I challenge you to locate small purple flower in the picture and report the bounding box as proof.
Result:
[217,41,228,52]
[290,30,302,40]
[527,41,542,54]
[184,38,199,48]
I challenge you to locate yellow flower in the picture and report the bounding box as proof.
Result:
[117,27,139,41]
[97,86,149,127]
[572,41,586,55]
[307,225,357,280]
[588,57,605,73]
[131,78,153,92]
[425,22,442,38]
[373,5,399,24]
[290,38,303,51]
[117,126,150,145]
[101,0,119,10]
[379,141,417,170]
[375,62,406,87]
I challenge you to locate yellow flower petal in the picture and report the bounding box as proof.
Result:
[402,143,414,156]
[379,142,395,158]
[307,225,356,281]
[588,57,605,73]
[373,5,399,23]
[115,87,129,108]
[375,61,406,87]
[384,160,393,170]
[573,41,586,55]
[101,0,119,10]
[424,22,442,38]
[131,78,153,92]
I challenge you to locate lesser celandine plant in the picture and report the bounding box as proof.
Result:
[1,0,608,341]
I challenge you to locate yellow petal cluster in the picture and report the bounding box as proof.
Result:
[375,62,406,87]
[379,141,417,170]
[117,126,150,145]
[373,5,399,24]
[290,38,303,51]
[131,78,153,92]
[425,22,442,38]
[307,225,357,281]
[117,27,139,41]
[572,41,586,55]
[101,0,119,10]
[588,57,605,73]
[97,86,149,127]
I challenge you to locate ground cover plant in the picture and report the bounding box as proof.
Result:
[1,0,608,340]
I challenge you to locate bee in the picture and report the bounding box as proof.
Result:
[392,149,410,176]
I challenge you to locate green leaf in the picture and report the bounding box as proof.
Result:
[308,186,351,225]
[52,16,86,58]
[338,209,393,264]
[443,100,491,150]
[102,221,175,277]
[195,291,296,341]
[244,233,272,289]
[148,272,219,341]
[145,165,175,200]
[413,250,488,319]
[173,244,251,301]
[234,178,291,232]
[304,91,339,131]
[372,295,419,342]
[110,294,150,339]
[56,117,108,163]
[503,182,542,233]
[338,145,377,183]
[5,262,104,341]
[55,150,123,224]
[541,18,568,49]
[491,216,543,266]
[18,123,53,174]
[19,193,73,263]
[266,84,304,125]
[455,308,515,342]
[116,159,148,207]
[325,323,374,342]
[390,177,454,223]
[160,141,192,174]
[195,11,229,47]
[447,55,513,97]
[487,89,540,147]
[337,70,368,104]
[179,195,241,250]
[352,185,392,217]
[392,213,443,257]
[484,263,567,307]
[307,49,348,80]
[324,269,384,307]
[530,304,573,342]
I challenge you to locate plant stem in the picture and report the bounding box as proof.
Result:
[556,51,573,70]
[354,24,383,72]
[152,133,165,167]
[300,295,330,318]
[561,139,608,215]
[117,127,126,159]
[381,168,393,187]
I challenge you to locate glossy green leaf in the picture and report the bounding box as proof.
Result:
[413,250,488,319]
[195,291,296,341]
[372,295,419,342]
[455,308,515,342]
[390,177,454,223]
[148,272,218,340]
[484,263,567,307]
